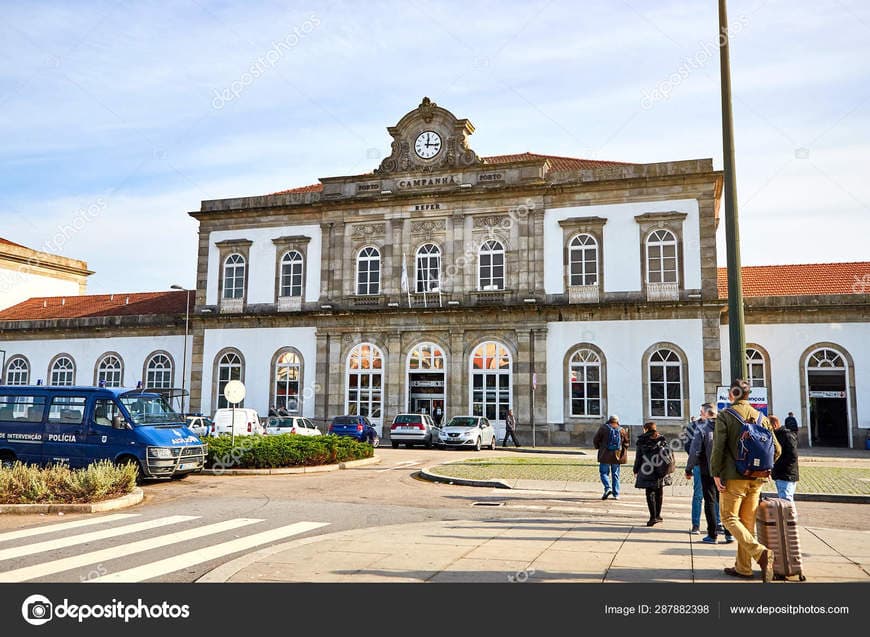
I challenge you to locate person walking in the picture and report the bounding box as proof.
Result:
[784,412,799,433]
[593,415,629,500]
[682,415,703,534]
[502,408,520,448]
[711,379,782,582]
[770,414,799,502]
[686,403,733,544]
[633,421,673,525]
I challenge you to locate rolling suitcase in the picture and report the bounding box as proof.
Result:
[755,497,806,581]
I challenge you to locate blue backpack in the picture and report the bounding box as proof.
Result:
[725,408,775,478]
[606,426,621,451]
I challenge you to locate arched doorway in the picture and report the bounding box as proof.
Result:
[805,347,850,447]
[469,341,512,436]
[406,343,446,425]
[346,343,384,434]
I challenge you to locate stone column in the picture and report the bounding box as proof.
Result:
[327,333,344,419]
[315,332,330,426]
[515,330,532,436]
[319,222,332,303]
[703,306,724,402]
[195,228,210,308]
[386,331,403,433]
[188,325,206,414]
[532,327,549,444]
[449,329,466,418]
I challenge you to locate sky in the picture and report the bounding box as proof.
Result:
[1,0,868,294]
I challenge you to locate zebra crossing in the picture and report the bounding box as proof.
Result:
[0,514,329,583]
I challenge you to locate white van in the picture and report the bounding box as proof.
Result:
[212,408,264,436]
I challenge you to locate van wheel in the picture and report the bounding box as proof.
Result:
[370,435,380,448]
[116,457,144,485]
[0,451,16,469]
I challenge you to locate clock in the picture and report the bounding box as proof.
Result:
[414,131,442,159]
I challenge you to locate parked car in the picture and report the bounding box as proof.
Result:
[185,414,214,438]
[389,413,442,449]
[440,415,497,451]
[265,416,321,436]
[212,407,264,436]
[328,415,380,446]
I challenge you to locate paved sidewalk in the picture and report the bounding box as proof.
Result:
[201,482,870,584]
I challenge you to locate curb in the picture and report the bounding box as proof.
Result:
[761,491,870,505]
[0,487,144,515]
[419,464,512,489]
[201,455,381,476]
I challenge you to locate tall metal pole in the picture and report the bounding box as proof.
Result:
[182,290,189,414]
[719,0,747,381]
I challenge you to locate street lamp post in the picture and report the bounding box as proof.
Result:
[170,285,191,414]
[719,0,747,381]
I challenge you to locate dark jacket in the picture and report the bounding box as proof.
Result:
[633,431,672,489]
[685,419,714,477]
[772,428,799,482]
[505,412,516,430]
[784,415,798,432]
[682,420,701,454]
[711,400,781,482]
[593,424,629,465]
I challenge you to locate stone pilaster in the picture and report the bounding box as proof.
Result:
[188,325,205,414]
[385,331,402,431]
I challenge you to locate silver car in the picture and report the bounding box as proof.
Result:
[440,416,497,451]
[265,416,322,436]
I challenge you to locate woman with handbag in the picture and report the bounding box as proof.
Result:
[633,421,674,526]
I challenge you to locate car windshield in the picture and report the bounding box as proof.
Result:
[393,415,422,424]
[447,417,477,428]
[269,418,295,427]
[120,394,181,425]
[333,417,358,425]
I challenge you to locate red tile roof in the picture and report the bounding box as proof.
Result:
[269,153,635,195]
[0,291,192,321]
[718,262,870,298]
[0,237,26,249]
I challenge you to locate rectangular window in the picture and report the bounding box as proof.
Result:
[48,396,87,425]
[0,395,47,422]
[93,399,122,427]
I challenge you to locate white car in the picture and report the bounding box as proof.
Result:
[212,408,265,436]
[265,416,322,436]
[440,416,497,451]
[185,415,214,438]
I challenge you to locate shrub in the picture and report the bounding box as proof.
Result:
[206,434,374,470]
[0,460,138,505]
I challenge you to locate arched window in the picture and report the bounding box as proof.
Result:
[478,240,505,290]
[95,354,124,387]
[144,353,173,389]
[356,247,380,295]
[346,344,383,426]
[646,229,678,285]
[4,356,30,385]
[279,250,304,298]
[746,348,766,388]
[416,243,441,293]
[569,349,602,417]
[274,349,302,414]
[222,253,246,300]
[569,234,599,287]
[648,348,683,418]
[470,341,512,423]
[49,355,76,386]
[216,350,244,409]
[808,349,845,369]
[407,343,447,418]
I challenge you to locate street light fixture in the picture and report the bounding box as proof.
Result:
[170,285,191,414]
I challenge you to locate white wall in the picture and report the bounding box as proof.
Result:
[200,327,317,418]
[543,199,702,294]
[206,225,322,305]
[547,319,705,426]
[0,335,189,392]
[720,323,870,430]
[0,268,80,310]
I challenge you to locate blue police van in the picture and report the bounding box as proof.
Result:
[0,385,206,479]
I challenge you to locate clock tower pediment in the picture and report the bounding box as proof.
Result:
[375,97,482,175]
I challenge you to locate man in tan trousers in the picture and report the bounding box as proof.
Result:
[711,379,781,582]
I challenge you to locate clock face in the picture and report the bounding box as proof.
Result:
[414,131,442,159]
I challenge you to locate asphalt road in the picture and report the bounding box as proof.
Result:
[0,447,866,583]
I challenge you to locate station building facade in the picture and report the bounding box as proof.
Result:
[1,99,868,449]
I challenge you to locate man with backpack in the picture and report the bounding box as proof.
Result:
[686,403,733,544]
[593,415,629,500]
[711,379,781,582]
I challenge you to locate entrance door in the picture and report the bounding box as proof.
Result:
[470,342,512,439]
[411,398,431,416]
[407,343,447,421]
[806,348,850,448]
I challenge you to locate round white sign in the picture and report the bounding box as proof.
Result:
[223,380,246,404]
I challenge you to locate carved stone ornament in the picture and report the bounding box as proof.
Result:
[351,223,386,240]
[411,220,447,236]
[473,215,509,229]
[375,97,482,175]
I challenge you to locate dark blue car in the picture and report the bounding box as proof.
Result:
[328,415,380,447]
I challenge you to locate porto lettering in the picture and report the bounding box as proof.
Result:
[357,183,380,192]
[478,173,503,182]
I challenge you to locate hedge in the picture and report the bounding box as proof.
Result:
[205,434,374,470]
[0,460,138,504]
